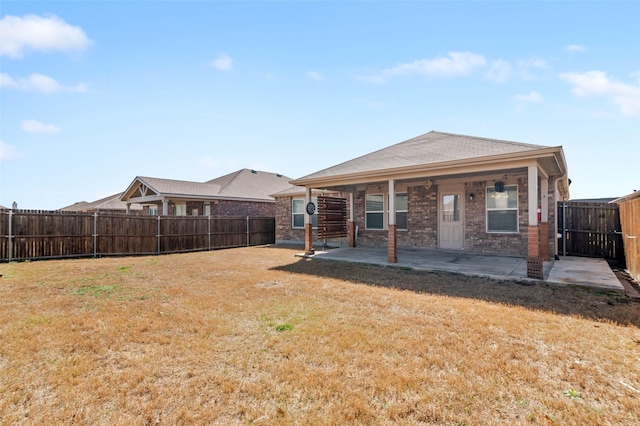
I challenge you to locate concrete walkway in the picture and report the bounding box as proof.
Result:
[303,247,624,292]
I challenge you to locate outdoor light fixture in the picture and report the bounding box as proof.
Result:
[469,193,475,201]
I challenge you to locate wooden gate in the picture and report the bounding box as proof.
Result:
[557,201,624,263]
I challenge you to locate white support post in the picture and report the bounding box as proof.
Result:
[162,199,169,216]
[387,179,397,263]
[528,165,539,226]
[388,179,396,226]
[349,192,354,222]
[541,178,549,223]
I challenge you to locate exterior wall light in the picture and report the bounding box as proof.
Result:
[469,193,475,201]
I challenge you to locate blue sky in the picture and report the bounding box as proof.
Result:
[1,1,639,210]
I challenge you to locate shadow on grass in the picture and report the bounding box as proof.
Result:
[273,257,640,327]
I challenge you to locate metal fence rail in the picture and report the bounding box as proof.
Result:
[0,209,275,262]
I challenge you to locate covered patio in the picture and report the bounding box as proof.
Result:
[301,247,624,292]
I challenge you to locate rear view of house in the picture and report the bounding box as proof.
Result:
[275,131,569,277]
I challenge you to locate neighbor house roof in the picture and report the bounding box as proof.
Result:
[121,169,293,203]
[60,193,143,212]
[291,131,569,197]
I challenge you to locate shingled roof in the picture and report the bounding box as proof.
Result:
[60,193,143,212]
[294,131,549,183]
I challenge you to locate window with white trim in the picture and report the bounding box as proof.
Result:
[365,193,408,230]
[394,193,408,230]
[174,204,187,216]
[365,194,384,229]
[486,185,518,233]
[292,198,318,229]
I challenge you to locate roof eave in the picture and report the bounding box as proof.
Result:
[292,146,567,188]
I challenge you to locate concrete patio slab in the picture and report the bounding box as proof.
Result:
[300,247,624,293]
[547,256,624,292]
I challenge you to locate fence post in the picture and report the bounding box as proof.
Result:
[562,201,567,256]
[246,216,250,247]
[157,215,161,254]
[7,209,13,262]
[93,212,98,258]
[208,215,211,251]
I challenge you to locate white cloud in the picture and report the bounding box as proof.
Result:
[514,91,543,103]
[210,53,233,71]
[0,14,92,58]
[0,72,87,93]
[21,119,61,134]
[565,44,587,52]
[518,57,549,69]
[0,140,23,161]
[307,71,324,81]
[361,51,487,83]
[486,60,512,83]
[559,70,640,116]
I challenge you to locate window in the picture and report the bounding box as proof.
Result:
[148,206,158,216]
[486,185,518,233]
[395,193,408,230]
[442,194,460,222]
[366,194,384,229]
[174,204,186,216]
[366,192,408,230]
[204,203,211,216]
[292,198,317,229]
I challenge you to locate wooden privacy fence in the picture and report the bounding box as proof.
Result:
[618,197,640,280]
[0,210,275,262]
[317,196,347,240]
[557,201,624,263]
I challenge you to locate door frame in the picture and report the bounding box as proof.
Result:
[438,184,465,250]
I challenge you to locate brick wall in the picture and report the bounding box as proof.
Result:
[275,196,305,242]
[462,177,529,256]
[211,199,275,217]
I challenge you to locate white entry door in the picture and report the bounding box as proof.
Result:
[439,191,464,250]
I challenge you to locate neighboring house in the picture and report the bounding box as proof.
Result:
[60,193,144,214]
[277,131,570,269]
[120,169,293,216]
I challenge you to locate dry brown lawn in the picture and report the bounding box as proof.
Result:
[1,245,639,425]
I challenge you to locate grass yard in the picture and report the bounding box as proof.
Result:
[1,246,639,425]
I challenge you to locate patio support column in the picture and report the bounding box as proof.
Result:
[126,203,131,214]
[527,165,540,257]
[348,192,356,247]
[162,199,169,216]
[304,187,314,255]
[540,177,550,261]
[388,179,397,263]
[527,165,543,279]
